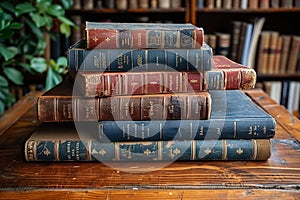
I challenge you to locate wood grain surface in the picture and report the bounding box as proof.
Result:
[0,89,299,199]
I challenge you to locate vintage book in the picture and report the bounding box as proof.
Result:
[70,55,257,97]
[273,35,283,74]
[236,22,248,63]
[37,76,212,122]
[232,0,240,8]
[68,39,213,72]
[223,0,232,9]
[259,0,270,8]
[215,32,231,58]
[270,0,279,8]
[230,21,242,61]
[286,35,300,73]
[247,17,265,68]
[89,90,276,142]
[279,35,292,73]
[36,90,276,142]
[266,31,279,74]
[85,22,204,49]
[240,0,248,9]
[248,0,259,9]
[256,31,271,74]
[241,23,254,66]
[281,0,293,8]
[206,0,214,8]
[24,125,272,162]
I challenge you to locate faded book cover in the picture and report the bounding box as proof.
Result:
[85,22,204,49]
[37,76,212,122]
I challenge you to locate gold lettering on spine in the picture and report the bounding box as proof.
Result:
[158,141,162,160]
[67,142,71,160]
[76,142,80,160]
[127,123,130,140]
[54,98,58,121]
[134,123,138,138]
[233,121,237,138]
[55,141,59,161]
[253,140,257,160]
[160,123,162,140]
[115,142,120,161]
[222,140,227,160]
[191,140,196,160]
[137,32,142,46]
[190,122,193,139]
[141,123,145,139]
[100,52,107,70]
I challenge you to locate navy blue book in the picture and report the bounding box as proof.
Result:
[67,39,213,72]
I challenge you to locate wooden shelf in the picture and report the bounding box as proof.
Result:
[67,8,186,14]
[196,8,300,13]
[257,73,300,81]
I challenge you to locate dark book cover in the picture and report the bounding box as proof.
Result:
[67,39,213,72]
[25,124,272,162]
[37,76,212,122]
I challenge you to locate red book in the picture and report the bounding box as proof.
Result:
[86,22,204,49]
[70,55,257,97]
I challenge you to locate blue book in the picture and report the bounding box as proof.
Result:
[25,90,275,162]
[91,90,276,141]
[67,39,213,72]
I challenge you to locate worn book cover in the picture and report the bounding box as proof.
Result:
[68,39,213,72]
[70,55,256,97]
[85,22,204,49]
[37,76,212,122]
[25,124,272,162]
[38,90,275,141]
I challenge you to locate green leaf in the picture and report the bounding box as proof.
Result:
[47,4,65,17]
[9,22,23,29]
[3,67,24,85]
[29,12,46,27]
[56,56,68,67]
[19,62,35,74]
[45,67,62,91]
[0,46,18,61]
[61,0,74,9]
[30,57,47,73]
[0,19,10,31]
[15,2,36,16]
[0,75,8,87]
[58,16,75,26]
[24,17,43,38]
[0,100,5,115]
[59,22,71,37]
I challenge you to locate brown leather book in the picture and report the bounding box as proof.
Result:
[37,76,211,122]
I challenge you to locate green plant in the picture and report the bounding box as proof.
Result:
[0,0,75,114]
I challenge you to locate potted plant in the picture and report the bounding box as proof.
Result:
[0,0,76,114]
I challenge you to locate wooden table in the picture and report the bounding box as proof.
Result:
[0,89,299,199]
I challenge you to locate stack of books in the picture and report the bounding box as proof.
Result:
[25,22,276,162]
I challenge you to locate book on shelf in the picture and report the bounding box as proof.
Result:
[37,76,212,122]
[38,89,276,141]
[85,22,204,49]
[68,39,213,72]
[69,55,257,97]
[24,125,272,162]
[286,35,300,73]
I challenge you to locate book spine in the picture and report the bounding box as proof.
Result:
[37,97,100,122]
[38,92,211,122]
[25,139,271,161]
[75,68,255,97]
[98,119,276,142]
[68,47,213,71]
[86,28,204,49]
